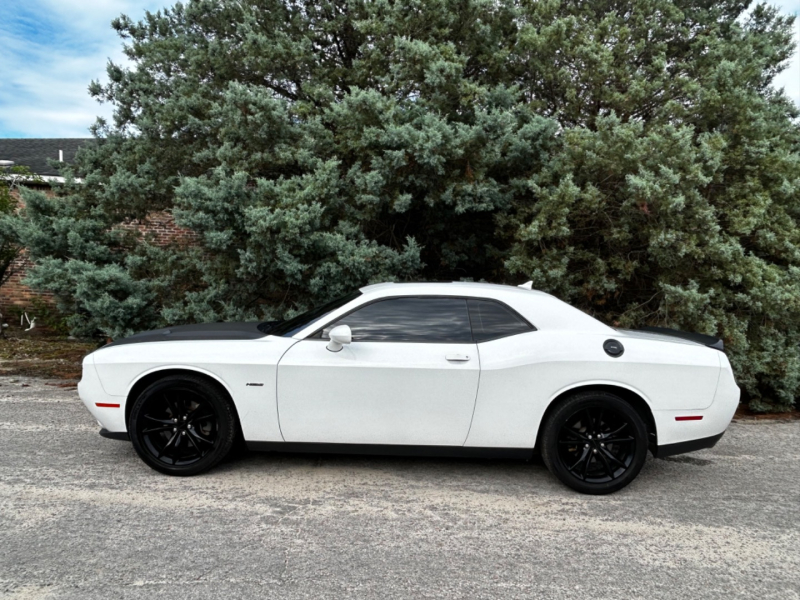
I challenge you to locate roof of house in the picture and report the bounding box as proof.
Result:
[0,138,93,177]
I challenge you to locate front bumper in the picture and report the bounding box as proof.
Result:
[78,354,128,435]
[99,428,130,441]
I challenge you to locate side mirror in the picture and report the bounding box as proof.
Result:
[326,325,352,352]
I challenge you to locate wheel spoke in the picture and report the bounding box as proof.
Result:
[185,431,203,455]
[144,415,174,425]
[582,451,593,479]
[561,424,589,440]
[567,447,590,474]
[605,436,635,444]
[188,429,214,445]
[188,413,216,424]
[600,447,627,469]
[595,448,615,479]
[174,392,187,416]
[157,431,180,459]
[142,425,173,434]
[583,409,594,432]
[162,393,180,418]
[606,423,628,437]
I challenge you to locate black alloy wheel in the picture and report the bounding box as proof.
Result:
[129,374,237,476]
[541,391,648,494]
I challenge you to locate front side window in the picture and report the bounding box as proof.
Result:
[467,298,534,342]
[321,297,473,343]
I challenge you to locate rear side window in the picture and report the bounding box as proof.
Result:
[467,299,534,342]
[322,297,473,343]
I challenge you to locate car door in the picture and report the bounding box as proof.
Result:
[276,296,480,446]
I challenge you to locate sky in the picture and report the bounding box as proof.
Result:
[0,1,799,139]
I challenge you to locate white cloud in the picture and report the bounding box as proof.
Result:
[0,1,162,138]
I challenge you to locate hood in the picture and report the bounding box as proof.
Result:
[106,322,267,347]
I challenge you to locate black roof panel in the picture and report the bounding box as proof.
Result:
[0,138,93,176]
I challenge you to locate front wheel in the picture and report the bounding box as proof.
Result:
[541,392,648,495]
[129,374,237,476]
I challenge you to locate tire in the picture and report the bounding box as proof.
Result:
[129,374,237,476]
[541,391,648,495]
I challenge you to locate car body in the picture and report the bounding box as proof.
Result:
[78,281,740,493]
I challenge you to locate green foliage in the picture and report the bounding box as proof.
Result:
[8,0,800,410]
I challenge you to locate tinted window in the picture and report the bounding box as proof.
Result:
[467,299,533,342]
[323,297,473,343]
[262,290,362,337]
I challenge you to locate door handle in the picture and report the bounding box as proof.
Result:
[446,354,470,362]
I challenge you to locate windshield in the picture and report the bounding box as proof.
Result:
[258,290,362,337]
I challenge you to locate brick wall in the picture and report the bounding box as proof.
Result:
[1,252,54,309]
[0,192,199,310]
[116,211,200,247]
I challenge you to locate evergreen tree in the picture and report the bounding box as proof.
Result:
[8,0,800,410]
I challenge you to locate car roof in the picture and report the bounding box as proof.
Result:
[356,281,611,333]
[359,280,548,297]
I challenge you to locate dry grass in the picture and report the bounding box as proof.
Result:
[0,330,98,381]
[734,404,800,421]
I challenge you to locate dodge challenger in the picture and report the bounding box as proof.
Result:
[78,281,739,494]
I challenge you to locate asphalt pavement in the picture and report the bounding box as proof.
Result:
[0,376,798,599]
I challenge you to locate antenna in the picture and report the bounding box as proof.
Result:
[518,281,533,290]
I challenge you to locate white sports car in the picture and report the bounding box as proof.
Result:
[79,281,740,494]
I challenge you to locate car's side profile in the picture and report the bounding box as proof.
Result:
[78,281,740,494]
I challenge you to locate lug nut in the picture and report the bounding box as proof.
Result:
[600,443,605,448]
[173,428,177,432]
[593,449,598,454]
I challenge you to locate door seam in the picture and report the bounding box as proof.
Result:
[462,343,481,446]
[274,338,300,442]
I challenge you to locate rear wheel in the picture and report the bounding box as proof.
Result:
[129,374,237,476]
[541,391,648,495]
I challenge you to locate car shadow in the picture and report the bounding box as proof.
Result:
[216,446,558,489]
[213,446,672,498]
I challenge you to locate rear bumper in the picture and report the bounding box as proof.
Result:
[654,431,724,458]
[651,351,740,448]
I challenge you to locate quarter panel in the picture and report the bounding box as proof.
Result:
[465,331,722,448]
[90,336,297,441]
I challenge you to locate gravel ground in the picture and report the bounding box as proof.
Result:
[0,376,798,600]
